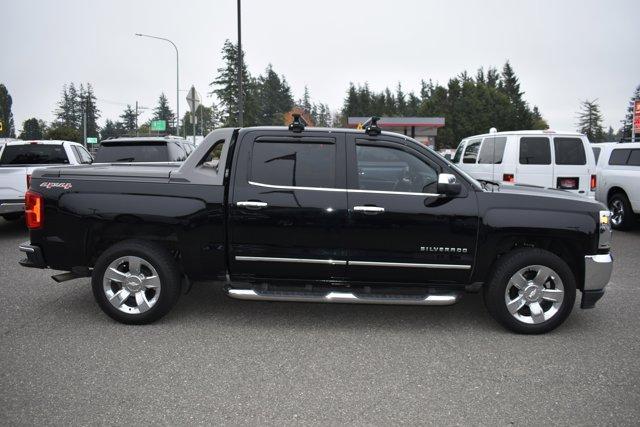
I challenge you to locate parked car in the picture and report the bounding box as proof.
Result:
[18,120,612,334]
[594,141,640,230]
[94,136,193,163]
[0,140,92,221]
[452,130,597,198]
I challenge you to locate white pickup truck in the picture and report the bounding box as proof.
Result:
[0,140,93,220]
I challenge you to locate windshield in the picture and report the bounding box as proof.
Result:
[0,144,69,165]
[423,144,483,190]
[95,142,169,163]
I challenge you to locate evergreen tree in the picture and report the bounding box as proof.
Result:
[301,86,312,112]
[120,105,137,132]
[620,84,640,139]
[531,106,549,130]
[19,118,46,140]
[152,93,175,134]
[100,119,125,140]
[79,83,100,140]
[499,61,533,130]
[0,84,16,137]
[255,64,294,125]
[210,39,258,126]
[396,83,406,116]
[604,126,616,141]
[576,99,605,142]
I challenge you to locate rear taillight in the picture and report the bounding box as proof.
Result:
[590,174,597,191]
[25,191,43,229]
[26,174,32,189]
[557,177,579,190]
[503,174,515,183]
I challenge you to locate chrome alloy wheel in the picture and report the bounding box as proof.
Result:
[504,265,564,324]
[610,199,624,226]
[103,256,161,314]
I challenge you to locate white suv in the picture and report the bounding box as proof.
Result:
[0,140,93,221]
[595,142,640,230]
[452,130,597,198]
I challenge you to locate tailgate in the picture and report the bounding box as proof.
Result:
[0,166,28,200]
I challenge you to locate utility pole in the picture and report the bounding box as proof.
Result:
[135,101,139,137]
[200,105,204,137]
[237,0,243,127]
[83,98,87,148]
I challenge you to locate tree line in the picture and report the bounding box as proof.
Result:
[1,41,638,146]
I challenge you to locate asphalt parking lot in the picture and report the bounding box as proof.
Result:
[0,217,639,425]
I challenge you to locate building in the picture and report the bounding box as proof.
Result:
[347,116,445,146]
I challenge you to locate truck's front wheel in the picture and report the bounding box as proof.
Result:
[92,240,181,324]
[484,249,576,334]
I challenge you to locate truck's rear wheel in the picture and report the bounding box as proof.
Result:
[91,240,181,324]
[484,249,576,334]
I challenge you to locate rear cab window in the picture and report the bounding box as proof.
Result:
[0,144,69,165]
[95,142,169,163]
[519,137,551,164]
[554,137,586,165]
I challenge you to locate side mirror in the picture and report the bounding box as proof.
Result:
[437,173,461,196]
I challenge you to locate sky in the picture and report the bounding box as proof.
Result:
[3,0,639,135]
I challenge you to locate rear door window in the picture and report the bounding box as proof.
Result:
[251,140,336,188]
[478,137,507,164]
[608,149,631,165]
[463,139,481,163]
[0,144,69,165]
[94,143,169,162]
[519,137,551,165]
[554,138,586,165]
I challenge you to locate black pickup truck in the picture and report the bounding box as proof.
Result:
[18,119,614,333]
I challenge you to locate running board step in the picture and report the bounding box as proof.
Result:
[225,287,460,306]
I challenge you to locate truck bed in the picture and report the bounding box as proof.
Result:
[34,162,182,182]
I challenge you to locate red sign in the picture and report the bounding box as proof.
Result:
[635,100,640,132]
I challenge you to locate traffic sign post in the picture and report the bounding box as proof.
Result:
[150,120,167,133]
[186,86,201,144]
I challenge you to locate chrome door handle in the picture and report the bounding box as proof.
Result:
[237,201,268,209]
[353,205,385,214]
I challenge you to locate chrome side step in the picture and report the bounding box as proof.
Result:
[225,287,460,306]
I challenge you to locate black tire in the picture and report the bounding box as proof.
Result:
[608,192,635,231]
[91,240,181,324]
[1,213,23,221]
[483,248,576,334]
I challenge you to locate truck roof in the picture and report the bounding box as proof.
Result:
[3,140,79,146]
[462,130,585,140]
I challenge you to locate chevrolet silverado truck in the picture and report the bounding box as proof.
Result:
[18,118,614,333]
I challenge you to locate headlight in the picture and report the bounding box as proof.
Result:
[598,210,612,249]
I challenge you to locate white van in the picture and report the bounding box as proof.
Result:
[452,130,597,198]
[594,142,640,229]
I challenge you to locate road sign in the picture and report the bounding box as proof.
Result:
[186,86,201,113]
[86,137,98,144]
[150,120,167,132]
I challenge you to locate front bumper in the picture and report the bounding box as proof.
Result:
[18,243,46,269]
[0,200,24,215]
[581,253,613,308]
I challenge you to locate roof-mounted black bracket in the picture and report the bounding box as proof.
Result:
[289,113,307,133]
[363,116,381,136]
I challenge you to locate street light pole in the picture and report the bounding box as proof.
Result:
[135,33,180,136]
[237,0,243,127]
